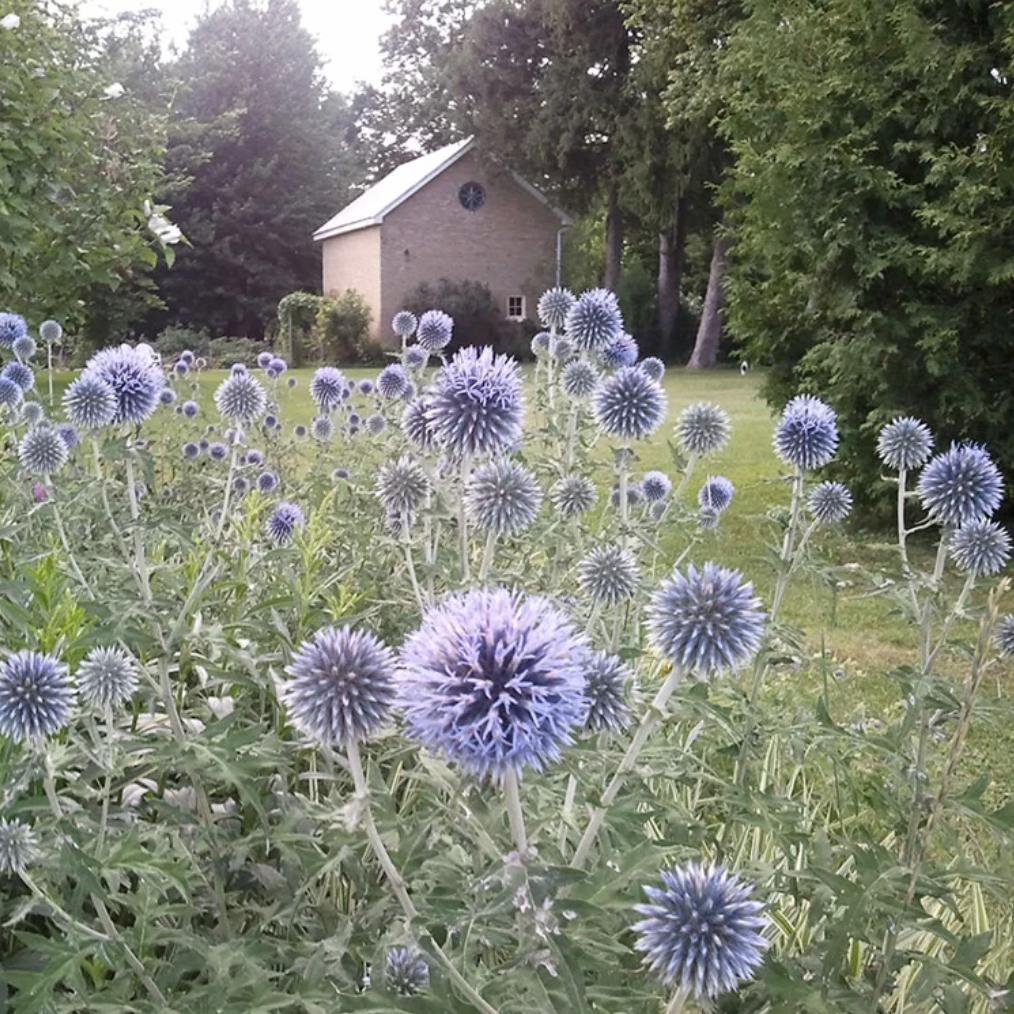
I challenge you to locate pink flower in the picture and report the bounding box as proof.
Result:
[32,482,49,502]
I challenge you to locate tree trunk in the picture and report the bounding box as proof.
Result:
[687,230,731,370]
[657,194,688,361]
[604,182,623,294]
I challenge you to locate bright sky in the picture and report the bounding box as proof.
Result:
[79,0,394,93]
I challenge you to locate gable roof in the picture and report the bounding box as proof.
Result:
[313,136,572,242]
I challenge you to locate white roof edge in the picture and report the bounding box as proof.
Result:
[313,217,382,241]
[372,136,476,220]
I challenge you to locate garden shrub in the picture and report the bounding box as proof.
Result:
[311,289,373,364]
[155,325,211,360]
[206,335,267,366]
[401,278,519,354]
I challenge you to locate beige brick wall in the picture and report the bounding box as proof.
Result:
[321,225,382,331]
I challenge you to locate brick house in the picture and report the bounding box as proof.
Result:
[313,138,572,345]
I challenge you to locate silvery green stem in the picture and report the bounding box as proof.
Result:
[458,455,472,583]
[17,873,107,941]
[402,522,426,614]
[215,442,241,539]
[46,342,54,406]
[771,466,806,621]
[565,401,579,467]
[92,438,125,545]
[479,527,497,584]
[91,895,168,1007]
[897,468,910,568]
[503,768,528,856]
[48,480,93,597]
[124,452,151,603]
[666,985,693,1014]
[558,772,578,853]
[672,452,699,505]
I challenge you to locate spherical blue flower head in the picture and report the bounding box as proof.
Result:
[642,471,673,503]
[196,357,208,371]
[638,356,665,382]
[174,360,189,377]
[416,309,454,351]
[877,416,933,471]
[262,413,277,430]
[650,500,667,523]
[550,474,597,519]
[427,346,524,459]
[403,396,437,452]
[0,651,74,742]
[310,367,349,412]
[376,455,431,517]
[13,335,36,360]
[84,344,164,425]
[333,467,350,481]
[808,481,852,524]
[366,413,387,436]
[773,395,839,471]
[386,947,429,996]
[565,288,623,351]
[582,651,633,733]
[398,587,589,780]
[76,646,139,709]
[917,443,1003,528]
[675,402,731,457]
[698,476,735,513]
[550,336,574,362]
[214,371,267,424]
[2,361,34,393]
[257,351,273,369]
[357,379,374,396]
[465,458,543,536]
[56,424,79,450]
[287,376,297,388]
[531,331,552,358]
[647,563,766,675]
[244,448,264,466]
[62,374,116,430]
[209,441,228,461]
[377,363,409,400]
[283,626,396,746]
[233,475,250,495]
[601,333,639,370]
[593,367,667,442]
[19,425,69,475]
[266,502,305,545]
[159,387,177,406]
[257,470,279,493]
[405,344,428,369]
[311,415,333,441]
[38,319,63,346]
[269,357,287,375]
[949,520,1011,576]
[183,441,200,459]
[295,424,309,438]
[578,544,640,604]
[0,376,23,407]
[266,367,280,380]
[0,312,28,348]
[230,363,247,376]
[199,438,209,451]
[181,400,199,419]
[610,481,644,509]
[561,359,600,399]
[634,863,768,999]
[0,817,37,876]
[393,310,419,337]
[995,615,1014,657]
[347,413,361,428]
[537,287,575,330]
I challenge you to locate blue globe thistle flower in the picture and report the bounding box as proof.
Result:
[56,424,79,450]
[0,651,74,742]
[578,544,640,604]
[39,319,62,344]
[427,346,524,459]
[531,331,552,358]
[175,405,184,415]
[266,502,305,545]
[13,335,36,360]
[877,416,934,471]
[183,441,200,459]
[773,395,839,471]
[0,312,28,348]
[179,350,195,365]
[257,351,273,369]
[995,615,1014,657]
[582,651,633,733]
[62,374,116,430]
[196,357,208,370]
[377,364,409,399]
[561,359,600,399]
[465,458,543,536]
[403,396,437,452]
[675,402,731,457]
[294,425,308,438]
[174,360,188,376]
[282,626,396,746]
[214,371,267,424]
[182,400,199,419]
[376,455,431,517]
[610,481,644,510]
[698,476,735,514]
[267,367,280,380]
[386,948,429,996]
[76,646,139,709]
[0,817,37,876]
[230,363,247,376]
[366,413,387,436]
[417,309,454,351]
[311,415,334,441]
[634,863,768,999]
[257,470,279,493]
[287,376,297,388]
[949,520,1011,576]
[333,467,350,481]
[650,500,667,523]
[549,474,597,519]
[244,448,264,467]
[593,367,667,442]
[159,387,177,405]
[18,399,42,426]
[262,412,277,429]
[647,563,766,674]
[565,289,622,351]
[393,310,419,337]
[2,361,34,393]
[348,412,361,428]
[199,438,210,451]
[398,587,589,780]
[358,378,375,395]
[537,286,576,330]
[808,481,852,524]
[642,471,673,503]
[83,344,164,425]
[269,357,287,375]
[639,356,665,382]
[310,367,349,412]
[19,425,69,475]
[233,476,250,495]
[550,336,574,362]
[405,344,428,369]
[209,441,228,461]
[917,443,1003,528]
[601,333,639,370]
[0,376,23,408]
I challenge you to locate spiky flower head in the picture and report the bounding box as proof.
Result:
[311,415,333,441]
[601,333,639,370]
[465,458,542,536]
[174,360,189,377]
[642,471,673,503]
[366,413,387,436]
[21,401,44,427]
[256,351,273,369]
[83,344,164,425]
[63,374,117,430]
[243,448,264,466]
[182,400,199,419]
[593,367,667,441]
[0,817,37,875]
[403,397,437,452]
[948,520,1011,577]
[2,361,33,393]
[233,476,250,495]
[773,395,839,471]
[294,424,308,438]
[0,376,22,408]
[565,288,623,351]
[0,312,28,348]
[610,481,644,509]
[877,416,934,471]
[638,356,665,382]
[698,507,720,529]
[376,456,431,518]
[698,476,734,514]
[257,470,279,493]
[159,387,177,405]
[282,627,396,746]
[333,467,350,481]
[405,344,428,369]
[917,443,1003,528]
[214,371,266,424]
[634,863,768,999]
[427,346,524,458]
[208,441,228,461]
[648,563,765,674]
[310,367,349,412]
[531,331,552,358]
[674,403,730,459]
[266,502,305,545]
[19,425,69,475]
[393,310,419,337]
[39,319,62,344]
[549,474,597,519]
[808,481,852,524]
[13,334,36,360]
[377,364,409,400]
[386,948,429,995]
[578,544,640,604]
[537,286,575,330]
[995,615,1014,657]
[417,309,454,351]
[76,647,139,709]
[230,363,247,376]
[0,651,74,742]
[269,357,287,375]
[561,359,600,399]
[56,424,79,450]
[398,587,588,779]
[582,651,633,733]
[183,441,200,459]
[550,336,573,362]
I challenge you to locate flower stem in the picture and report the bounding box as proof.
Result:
[503,768,528,856]
[48,480,93,597]
[215,442,240,539]
[478,527,497,585]
[558,772,578,854]
[402,523,427,614]
[665,986,692,1014]
[770,466,805,621]
[124,452,152,603]
[458,455,472,583]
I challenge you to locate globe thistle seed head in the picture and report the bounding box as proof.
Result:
[182,400,199,419]
[465,458,542,536]
[269,357,287,375]
[403,396,437,452]
[549,474,597,519]
[266,502,305,545]
[39,319,62,344]
[537,286,575,330]
[2,361,33,393]
[593,367,667,442]
[398,587,589,779]
[808,481,853,524]
[642,471,673,503]
[648,563,766,674]
[83,344,164,425]
[404,344,428,369]
[76,646,139,709]
[416,309,453,351]
[13,335,36,360]
[183,441,200,459]
[257,351,273,369]
[393,310,419,337]
[427,346,524,458]
[698,476,735,514]
[385,948,429,996]
[310,367,349,412]
[0,817,37,875]
[0,651,74,742]
[578,544,640,604]
[159,387,177,405]
[244,448,264,467]
[949,520,1011,577]
[565,288,622,351]
[376,456,431,517]
[214,371,266,424]
[639,356,665,382]
[601,333,639,370]
[283,626,396,746]
[676,402,731,457]
[917,443,1003,527]
[773,395,839,471]
[311,415,333,441]
[377,364,409,399]
[531,331,552,358]
[561,359,600,399]
[333,467,350,481]
[582,651,633,733]
[257,470,279,493]
[19,425,69,475]
[208,441,228,461]
[877,416,934,471]
[21,400,44,427]
[634,863,768,999]
[0,312,28,348]
[0,376,22,407]
[56,424,79,450]
[550,336,574,362]
[230,363,247,376]
[366,413,387,436]
[995,615,1014,657]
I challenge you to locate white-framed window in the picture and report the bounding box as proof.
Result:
[507,295,526,320]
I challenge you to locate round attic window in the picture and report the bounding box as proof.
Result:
[459,181,486,211]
